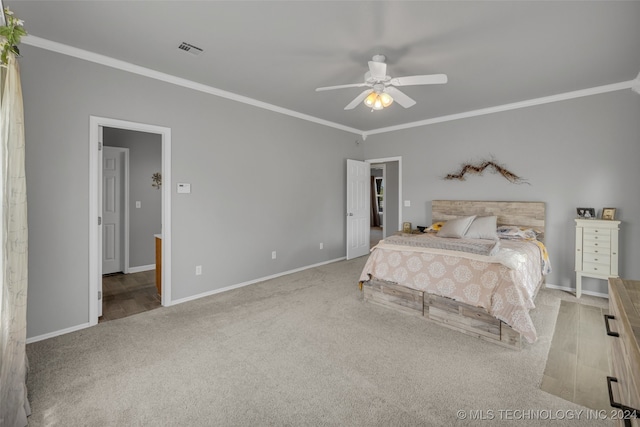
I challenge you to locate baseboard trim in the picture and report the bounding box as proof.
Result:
[544,283,609,299]
[26,322,92,344]
[170,257,347,306]
[128,264,155,274]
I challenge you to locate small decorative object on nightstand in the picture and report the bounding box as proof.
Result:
[575,218,620,298]
[402,222,412,234]
[601,207,616,220]
[576,207,595,219]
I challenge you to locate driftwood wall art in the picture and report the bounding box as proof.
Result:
[444,159,528,184]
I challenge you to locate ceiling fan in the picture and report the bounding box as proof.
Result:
[315,54,447,111]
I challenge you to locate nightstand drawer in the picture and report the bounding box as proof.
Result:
[584,228,611,237]
[584,241,611,253]
[583,252,610,265]
[584,233,611,244]
[583,261,611,275]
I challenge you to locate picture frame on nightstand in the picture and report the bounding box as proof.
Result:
[601,207,616,220]
[576,207,595,219]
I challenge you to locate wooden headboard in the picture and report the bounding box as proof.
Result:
[432,200,545,239]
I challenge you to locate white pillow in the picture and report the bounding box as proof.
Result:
[465,216,498,240]
[437,215,477,238]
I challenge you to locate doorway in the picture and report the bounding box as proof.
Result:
[366,156,402,243]
[100,128,162,322]
[370,164,385,248]
[89,116,172,326]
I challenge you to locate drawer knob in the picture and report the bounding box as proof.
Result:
[594,258,598,261]
[594,243,598,246]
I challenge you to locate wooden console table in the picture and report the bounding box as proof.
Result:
[606,278,640,425]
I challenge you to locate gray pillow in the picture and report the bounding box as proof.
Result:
[465,216,498,240]
[437,215,477,238]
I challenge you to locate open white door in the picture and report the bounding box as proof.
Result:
[102,146,125,275]
[346,159,370,259]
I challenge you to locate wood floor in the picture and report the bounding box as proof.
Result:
[99,270,161,323]
[370,226,383,248]
[541,298,611,411]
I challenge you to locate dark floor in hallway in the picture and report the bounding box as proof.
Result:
[100,270,160,323]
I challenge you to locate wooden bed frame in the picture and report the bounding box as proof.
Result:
[361,200,546,350]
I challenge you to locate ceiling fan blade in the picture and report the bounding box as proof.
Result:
[344,89,373,110]
[390,74,448,86]
[368,61,387,80]
[386,87,416,108]
[315,83,368,92]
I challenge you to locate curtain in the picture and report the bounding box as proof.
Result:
[370,176,380,227]
[0,53,30,426]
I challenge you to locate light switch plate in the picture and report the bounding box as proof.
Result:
[404,200,411,207]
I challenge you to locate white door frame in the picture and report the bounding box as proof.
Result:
[89,116,172,325]
[366,156,402,232]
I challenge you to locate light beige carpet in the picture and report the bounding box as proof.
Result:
[26,258,613,426]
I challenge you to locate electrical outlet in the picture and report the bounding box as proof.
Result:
[195,265,202,275]
[271,251,277,260]
[135,201,141,209]
[319,243,323,249]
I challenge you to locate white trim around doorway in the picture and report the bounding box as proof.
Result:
[89,116,172,326]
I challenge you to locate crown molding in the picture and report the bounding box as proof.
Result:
[22,35,637,140]
[362,80,636,138]
[22,35,362,136]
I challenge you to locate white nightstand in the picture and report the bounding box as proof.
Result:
[575,218,620,298]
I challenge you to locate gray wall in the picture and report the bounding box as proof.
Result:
[362,90,640,295]
[104,127,162,268]
[22,45,363,338]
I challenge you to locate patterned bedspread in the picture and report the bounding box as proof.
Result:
[359,238,550,343]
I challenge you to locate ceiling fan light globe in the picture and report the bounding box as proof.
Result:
[373,97,384,110]
[364,92,378,107]
[380,92,393,107]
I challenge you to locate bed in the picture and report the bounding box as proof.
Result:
[358,200,549,349]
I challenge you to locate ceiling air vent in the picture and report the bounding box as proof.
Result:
[178,42,204,56]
